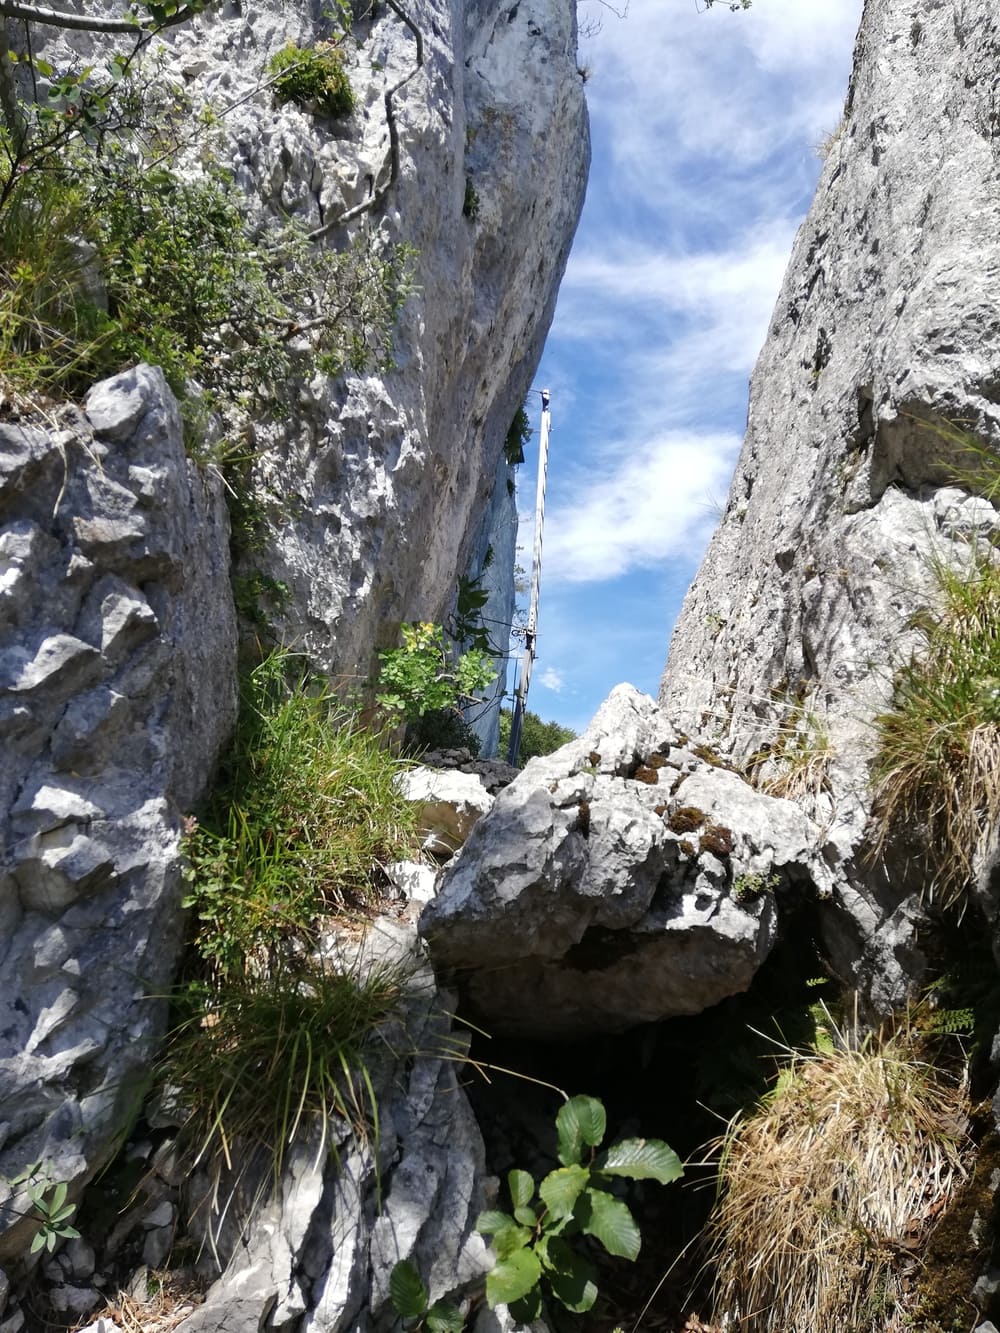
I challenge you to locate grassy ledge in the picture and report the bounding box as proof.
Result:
[162,650,419,1180]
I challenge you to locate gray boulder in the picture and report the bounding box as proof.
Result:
[399,766,495,859]
[420,686,835,1037]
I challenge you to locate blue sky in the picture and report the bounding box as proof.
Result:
[515,0,864,734]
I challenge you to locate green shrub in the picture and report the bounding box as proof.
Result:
[503,403,531,465]
[183,651,417,982]
[462,176,480,220]
[268,42,355,117]
[406,707,482,756]
[499,707,576,766]
[872,547,1000,907]
[377,622,495,724]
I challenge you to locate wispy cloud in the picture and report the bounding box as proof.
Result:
[544,430,739,583]
[538,666,565,692]
[524,0,863,728]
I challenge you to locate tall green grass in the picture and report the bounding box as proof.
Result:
[183,651,417,982]
[166,651,418,1181]
[872,548,1000,907]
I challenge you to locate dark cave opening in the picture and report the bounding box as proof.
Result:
[457,900,837,1330]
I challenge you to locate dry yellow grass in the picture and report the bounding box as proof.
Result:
[708,1019,970,1332]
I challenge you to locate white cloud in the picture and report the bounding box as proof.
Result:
[538,666,565,692]
[543,429,740,583]
[579,0,862,174]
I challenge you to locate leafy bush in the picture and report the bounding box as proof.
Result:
[183,651,417,982]
[499,707,576,765]
[0,151,413,404]
[406,707,482,757]
[708,1015,969,1332]
[390,1095,682,1325]
[377,622,495,724]
[268,42,355,118]
[871,547,1000,907]
[503,403,531,465]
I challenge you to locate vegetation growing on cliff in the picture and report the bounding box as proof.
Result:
[872,547,1000,907]
[499,707,576,765]
[708,1014,969,1332]
[0,5,412,429]
[168,651,418,1175]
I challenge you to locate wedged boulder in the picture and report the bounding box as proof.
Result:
[398,766,494,859]
[420,686,836,1038]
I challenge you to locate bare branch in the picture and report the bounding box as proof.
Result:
[0,1,199,34]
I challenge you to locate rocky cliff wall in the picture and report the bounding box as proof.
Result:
[659,0,1000,993]
[0,365,237,1266]
[0,0,588,1302]
[138,0,587,693]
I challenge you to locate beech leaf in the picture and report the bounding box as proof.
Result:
[596,1137,684,1184]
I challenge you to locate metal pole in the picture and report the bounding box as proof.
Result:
[508,388,550,765]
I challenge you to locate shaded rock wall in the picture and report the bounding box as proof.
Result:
[0,365,236,1263]
[660,0,1000,994]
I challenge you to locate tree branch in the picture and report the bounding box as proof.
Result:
[308,0,424,242]
[0,1,198,34]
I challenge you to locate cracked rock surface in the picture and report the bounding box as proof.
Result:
[0,366,236,1262]
[420,686,835,1037]
[659,0,1000,998]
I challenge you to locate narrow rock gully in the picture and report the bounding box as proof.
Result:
[457,905,834,1333]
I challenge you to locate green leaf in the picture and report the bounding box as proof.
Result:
[507,1287,543,1324]
[595,1138,684,1185]
[49,1182,68,1213]
[578,1188,641,1261]
[544,1238,599,1313]
[57,1225,81,1240]
[29,1231,46,1255]
[556,1095,606,1165]
[508,1168,534,1210]
[494,1225,531,1261]
[514,1204,538,1227]
[388,1260,427,1319]
[486,1247,542,1309]
[426,1301,465,1333]
[476,1209,516,1236]
[539,1164,589,1220]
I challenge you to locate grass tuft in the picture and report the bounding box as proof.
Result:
[183,650,418,982]
[165,650,420,1187]
[163,958,404,1179]
[871,547,1000,908]
[708,1014,969,1333]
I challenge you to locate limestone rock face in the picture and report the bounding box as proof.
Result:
[0,366,236,1261]
[47,0,583,690]
[420,686,834,1037]
[174,921,491,1333]
[659,0,1000,989]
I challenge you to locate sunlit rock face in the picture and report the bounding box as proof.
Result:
[659,0,1000,994]
[421,686,836,1037]
[29,0,588,720]
[160,0,588,688]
